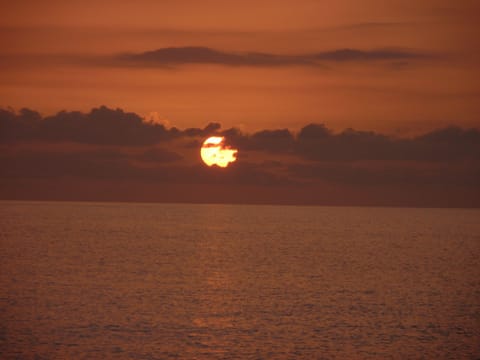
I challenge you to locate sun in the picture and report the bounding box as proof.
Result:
[200,136,238,167]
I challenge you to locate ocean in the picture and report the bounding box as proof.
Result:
[0,201,479,359]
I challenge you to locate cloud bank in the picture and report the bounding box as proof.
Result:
[1,106,478,206]
[2,106,478,163]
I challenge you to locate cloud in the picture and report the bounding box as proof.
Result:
[220,122,480,163]
[0,107,220,146]
[0,107,168,145]
[2,106,478,163]
[0,46,432,71]
[135,148,183,163]
[116,46,313,67]
[0,148,288,188]
[313,48,424,62]
[245,129,295,152]
[1,106,479,207]
[183,122,221,137]
[0,148,130,179]
[289,161,480,187]
[295,124,480,162]
[115,46,429,68]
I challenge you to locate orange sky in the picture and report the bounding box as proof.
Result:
[1,0,479,207]
[1,0,479,134]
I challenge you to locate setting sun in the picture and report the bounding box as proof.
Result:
[200,136,238,168]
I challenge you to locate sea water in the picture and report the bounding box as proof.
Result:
[0,201,479,359]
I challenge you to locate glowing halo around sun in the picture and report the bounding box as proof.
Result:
[200,136,238,168]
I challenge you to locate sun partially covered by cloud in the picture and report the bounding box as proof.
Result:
[200,136,238,168]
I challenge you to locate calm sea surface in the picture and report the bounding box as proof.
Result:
[0,201,479,359]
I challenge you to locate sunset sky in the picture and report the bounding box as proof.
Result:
[1,0,479,206]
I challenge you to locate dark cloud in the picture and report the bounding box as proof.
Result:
[289,161,480,187]
[183,122,221,137]
[249,129,295,152]
[0,106,170,145]
[313,48,424,62]
[298,124,331,139]
[116,47,312,67]
[295,124,480,162]
[222,122,480,163]
[218,128,295,153]
[135,148,183,163]
[2,107,478,163]
[1,106,479,205]
[288,124,480,192]
[0,148,288,187]
[297,126,398,161]
[0,149,130,179]
[115,46,429,68]
[0,107,220,146]
[416,126,480,144]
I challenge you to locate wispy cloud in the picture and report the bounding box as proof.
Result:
[115,46,430,68]
[0,45,434,70]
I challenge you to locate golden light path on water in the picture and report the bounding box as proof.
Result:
[200,136,238,168]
